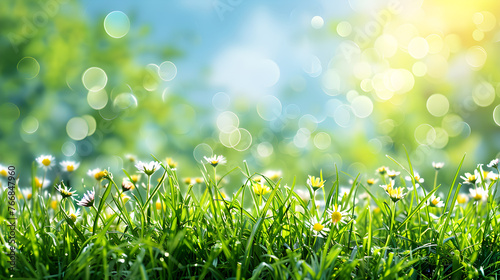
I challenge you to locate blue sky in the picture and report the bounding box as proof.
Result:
[80,0,354,108]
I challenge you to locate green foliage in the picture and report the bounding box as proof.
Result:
[1,154,499,279]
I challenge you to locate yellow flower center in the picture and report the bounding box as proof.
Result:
[167,158,177,168]
[0,169,7,177]
[95,171,105,180]
[432,198,440,206]
[253,183,271,196]
[156,201,162,210]
[313,223,324,231]
[469,175,476,182]
[415,176,421,182]
[50,200,58,210]
[389,189,396,196]
[35,177,42,188]
[131,175,139,183]
[457,194,466,204]
[42,158,51,166]
[27,193,32,200]
[309,176,325,190]
[66,164,74,172]
[331,211,342,224]
[473,192,482,200]
[367,179,375,185]
[373,207,381,214]
[195,177,203,184]
[218,192,227,199]
[62,189,73,197]
[389,187,404,202]
[69,213,77,222]
[121,193,130,203]
[211,160,218,165]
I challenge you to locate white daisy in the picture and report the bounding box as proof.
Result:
[263,170,282,181]
[406,183,421,192]
[327,204,349,229]
[183,177,196,185]
[366,178,378,185]
[252,180,271,196]
[405,172,424,184]
[387,170,400,179]
[376,166,388,175]
[307,175,325,191]
[388,186,406,202]
[428,194,445,207]
[49,194,62,210]
[380,180,395,193]
[20,188,33,200]
[306,216,330,238]
[165,157,178,169]
[461,170,480,185]
[87,168,106,181]
[135,161,161,176]
[487,172,499,181]
[34,176,51,189]
[294,188,310,204]
[77,189,95,207]
[432,162,445,170]
[125,154,137,162]
[195,177,204,184]
[60,160,80,173]
[36,155,55,170]
[457,193,469,204]
[68,209,81,223]
[469,187,488,202]
[121,179,135,192]
[204,155,227,167]
[55,182,77,199]
[478,164,499,182]
[0,164,8,177]
[487,158,499,169]
[338,187,358,204]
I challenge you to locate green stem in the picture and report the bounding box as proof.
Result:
[146,175,151,203]
[312,191,318,218]
[434,170,438,189]
[96,179,102,199]
[214,166,217,188]
[92,205,105,224]
[146,175,151,223]
[321,187,327,217]
[384,200,396,255]
[381,175,387,185]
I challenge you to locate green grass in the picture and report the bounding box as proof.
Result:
[1,153,500,279]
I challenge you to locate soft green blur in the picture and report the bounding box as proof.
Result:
[1,0,500,193]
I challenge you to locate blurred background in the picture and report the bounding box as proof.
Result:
[1,0,500,191]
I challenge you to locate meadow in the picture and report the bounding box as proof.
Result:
[1,153,499,279]
[2,1,500,279]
